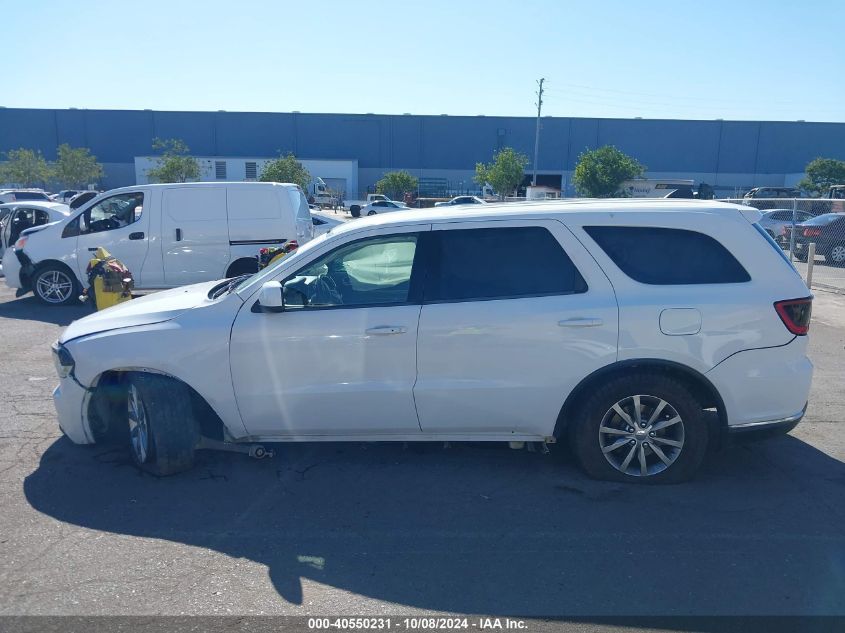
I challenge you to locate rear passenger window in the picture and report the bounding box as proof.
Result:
[426,227,587,302]
[585,226,750,284]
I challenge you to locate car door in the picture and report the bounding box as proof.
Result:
[413,219,619,438]
[72,191,151,286]
[229,224,429,437]
[161,186,229,286]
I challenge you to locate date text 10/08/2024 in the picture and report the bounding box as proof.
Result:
[307,617,528,630]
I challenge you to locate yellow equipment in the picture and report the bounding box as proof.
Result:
[83,247,134,311]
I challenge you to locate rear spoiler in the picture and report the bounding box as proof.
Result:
[732,204,762,224]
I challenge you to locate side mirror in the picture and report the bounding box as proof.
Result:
[257,281,284,312]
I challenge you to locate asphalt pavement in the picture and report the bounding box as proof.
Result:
[0,283,843,625]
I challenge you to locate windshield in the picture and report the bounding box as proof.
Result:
[235,232,331,296]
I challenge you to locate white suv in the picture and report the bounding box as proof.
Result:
[51,200,813,483]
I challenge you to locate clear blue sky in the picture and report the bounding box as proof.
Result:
[5,0,844,121]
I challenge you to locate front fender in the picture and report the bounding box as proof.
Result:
[66,315,248,439]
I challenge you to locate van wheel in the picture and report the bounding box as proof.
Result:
[126,373,199,476]
[568,374,708,484]
[367,210,377,216]
[32,264,80,306]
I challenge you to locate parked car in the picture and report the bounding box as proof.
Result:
[2,182,315,305]
[50,199,812,484]
[434,196,489,207]
[68,191,100,209]
[0,189,52,204]
[54,190,85,203]
[344,193,393,217]
[311,213,344,237]
[790,212,845,265]
[360,200,410,215]
[0,202,70,256]
[758,209,813,246]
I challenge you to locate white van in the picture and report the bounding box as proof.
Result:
[2,182,314,305]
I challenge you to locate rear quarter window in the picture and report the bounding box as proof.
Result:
[426,226,588,302]
[584,226,750,285]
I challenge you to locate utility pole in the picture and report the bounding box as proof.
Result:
[532,78,545,186]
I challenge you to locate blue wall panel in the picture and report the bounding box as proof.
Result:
[151,111,217,156]
[0,109,58,159]
[4,108,845,179]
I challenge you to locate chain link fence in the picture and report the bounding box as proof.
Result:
[722,198,845,292]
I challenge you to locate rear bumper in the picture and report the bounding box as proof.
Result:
[725,404,805,442]
[706,337,813,430]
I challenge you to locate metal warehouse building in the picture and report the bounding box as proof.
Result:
[2,107,845,197]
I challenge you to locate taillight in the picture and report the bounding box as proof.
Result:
[774,297,812,335]
[803,228,822,237]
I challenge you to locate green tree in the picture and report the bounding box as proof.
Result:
[0,148,51,187]
[146,138,200,183]
[573,145,646,197]
[53,144,104,188]
[798,157,845,195]
[375,170,418,199]
[259,153,311,190]
[474,147,528,199]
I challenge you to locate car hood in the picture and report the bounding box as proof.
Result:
[60,279,228,343]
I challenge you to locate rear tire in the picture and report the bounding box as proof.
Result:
[126,373,199,476]
[32,264,80,306]
[367,210,377,216]
[826,243,845,266]
[568,373,708,484]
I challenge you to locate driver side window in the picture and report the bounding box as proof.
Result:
[80,192,144,235]
[282,234,419,309]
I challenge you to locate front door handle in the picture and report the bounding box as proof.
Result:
[558,317,603,328]
[365,326,408,335]
[175,228,183,241]
[129,232,145,240]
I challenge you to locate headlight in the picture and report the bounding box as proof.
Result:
[51,342,75,379]
[14,236,27,250]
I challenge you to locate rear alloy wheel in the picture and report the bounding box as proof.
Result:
[827,243,845,266]
[33,265,79,306]
[598,395,685,477]
[569,374,708,484]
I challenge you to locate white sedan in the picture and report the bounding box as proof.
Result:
[0,201,70,256]
[434,196,488,208]
[311,213,345,236]
[360,200,410,215]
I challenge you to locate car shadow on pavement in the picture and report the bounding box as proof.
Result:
[0,295,92,326]
[23,434,845,620]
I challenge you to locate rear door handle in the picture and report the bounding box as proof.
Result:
[558,318,603,328]
[129,232,145,240]
[175,228,183,241]
[365,326,408,335]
